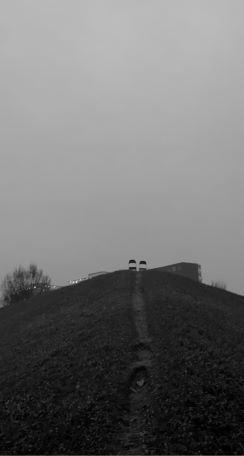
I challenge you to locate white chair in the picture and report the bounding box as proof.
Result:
[128,259,137,271]
[139,260,147,271]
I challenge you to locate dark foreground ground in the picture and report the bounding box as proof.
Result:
[0,269,244,454]
[0,271,136,454]
[143,270,244,454]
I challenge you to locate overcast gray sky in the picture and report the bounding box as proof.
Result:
[1,0,244,293]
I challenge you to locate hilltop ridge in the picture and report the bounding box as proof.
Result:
[1,270,244,454]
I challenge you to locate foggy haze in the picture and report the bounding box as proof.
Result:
[1,1,244,294]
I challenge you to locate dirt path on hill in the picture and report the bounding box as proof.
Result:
[117,272,156,455]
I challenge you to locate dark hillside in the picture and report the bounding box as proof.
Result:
[142,269,244,454]
[1,269,244,454]
[0,271,136,455]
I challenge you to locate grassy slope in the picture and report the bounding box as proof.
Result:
[0,271,136,455]
[2,269,244,455]
[143,269,244,455]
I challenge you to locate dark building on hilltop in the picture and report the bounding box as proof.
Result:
[154,262,202,282]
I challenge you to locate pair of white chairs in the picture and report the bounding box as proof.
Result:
[128,259,147,271]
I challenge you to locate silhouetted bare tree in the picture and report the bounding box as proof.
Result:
[1,264,51,305]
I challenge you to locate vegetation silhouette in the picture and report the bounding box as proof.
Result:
[1,263,51,305]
